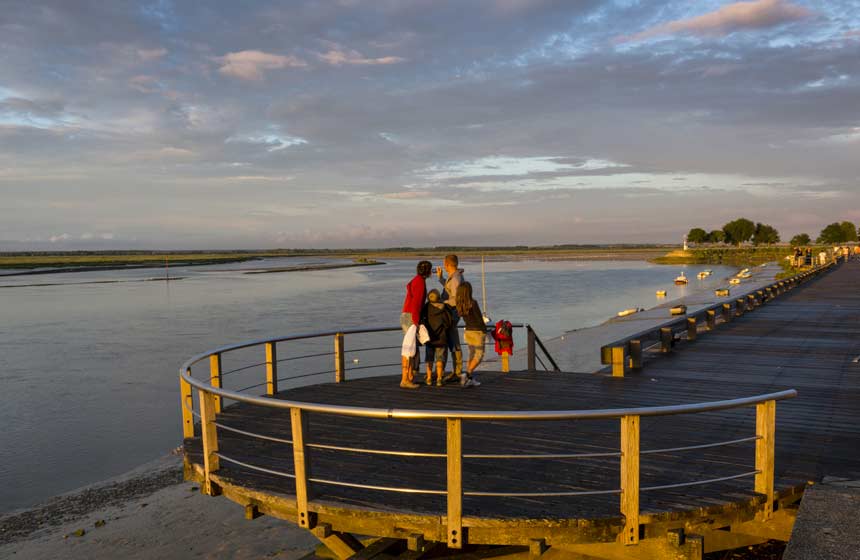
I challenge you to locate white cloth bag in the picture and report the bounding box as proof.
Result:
[401,324,417,358]
[417,324,430,345]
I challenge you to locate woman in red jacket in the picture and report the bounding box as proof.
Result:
[400,260,432,388]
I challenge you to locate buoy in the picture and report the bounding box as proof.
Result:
[715,288,730,297]
[617,308,642,317]
[656,290,667,297]
[670,304,687,315]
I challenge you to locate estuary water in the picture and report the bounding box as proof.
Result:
[0,257,736,513]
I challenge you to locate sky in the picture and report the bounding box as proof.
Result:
[1,0,859,249]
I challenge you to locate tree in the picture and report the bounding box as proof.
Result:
[752,223,780,245]
[686,228,708,244]
[817,222,845,243]
[840,221,858,242]
[708,230,726,244]
[790,233,811,246]
[722,218,756,246]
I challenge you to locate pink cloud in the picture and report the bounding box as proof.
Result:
[216,50,307,81]
[137,47,167,61]
[318,45,405,66]
[620,0,812,43]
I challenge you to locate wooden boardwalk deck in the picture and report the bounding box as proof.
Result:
[184,261,860,526]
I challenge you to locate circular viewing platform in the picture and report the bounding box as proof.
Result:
[179,324,810,557]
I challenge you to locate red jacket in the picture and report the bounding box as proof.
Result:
[401,275,426,326]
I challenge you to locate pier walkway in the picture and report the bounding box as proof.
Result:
[180,260,860,558]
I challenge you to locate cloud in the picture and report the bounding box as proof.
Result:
[216,50,307,80]
[137,47,167,61]
[318,45,405,66]
[382,191,431,199]
[225,132,308,152]
[128,75,162,93]
[620,0,812,42]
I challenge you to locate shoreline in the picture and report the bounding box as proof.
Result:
[0,453,318,559]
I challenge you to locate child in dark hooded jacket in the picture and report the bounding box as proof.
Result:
[422,289,453,386]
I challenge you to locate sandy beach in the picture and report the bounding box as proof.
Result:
[0,453,318,559]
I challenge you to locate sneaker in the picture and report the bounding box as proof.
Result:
[400,381,420,389]
[443,371,458,383]
[436,377,444,387]
[460,375,474,387]
[470,376,481,387]
[425,376,433,386]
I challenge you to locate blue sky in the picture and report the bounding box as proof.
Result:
[1,0,858,249]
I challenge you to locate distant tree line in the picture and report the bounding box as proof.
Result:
[687,219,860,247]
[686,218,779,246]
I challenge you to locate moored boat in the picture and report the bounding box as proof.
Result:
[674,272,688,284]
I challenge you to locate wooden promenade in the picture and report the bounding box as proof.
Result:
[181,260,860,559]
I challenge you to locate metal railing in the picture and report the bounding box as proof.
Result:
[600,260,837,376]
[179,322,796,548]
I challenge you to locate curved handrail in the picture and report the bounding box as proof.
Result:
[179,323,796,420]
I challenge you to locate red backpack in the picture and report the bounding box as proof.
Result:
[493,320,514,355]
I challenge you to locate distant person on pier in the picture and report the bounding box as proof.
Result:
[437,254,464,382]
[400,260,432,389]
[422,289,452,386]
[456,282,486,387]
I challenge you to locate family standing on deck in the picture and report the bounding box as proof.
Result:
[400,255,486,389]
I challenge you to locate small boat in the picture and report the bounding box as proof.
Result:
[617,307,643,317]
[656,290,667,297]
[715,288,730,297]
[705,269,713,274]
[674,272,688,285]
[730,278,741,285]
[737,268,750,276]
[697,271,708,279]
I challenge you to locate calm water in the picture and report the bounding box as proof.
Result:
[0,258,735,512]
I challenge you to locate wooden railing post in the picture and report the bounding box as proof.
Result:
[747,294,756,311]
[527,326,536,371]
[706,309,716,331]
[447,418,464,549]
[620,415,640,545]
[630,340,642,371]
[736,299,746,317]
[199,389,220,496]
[686,318,697,341]
[180,370,195,438]
[755,400,776,521]
[209,353,222,413]
[611,345,628,377]
[265,342,278,396]
[291,407,314,529]
[660,327,673,353]
[334,333,345,383]
[722,303,732,324]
